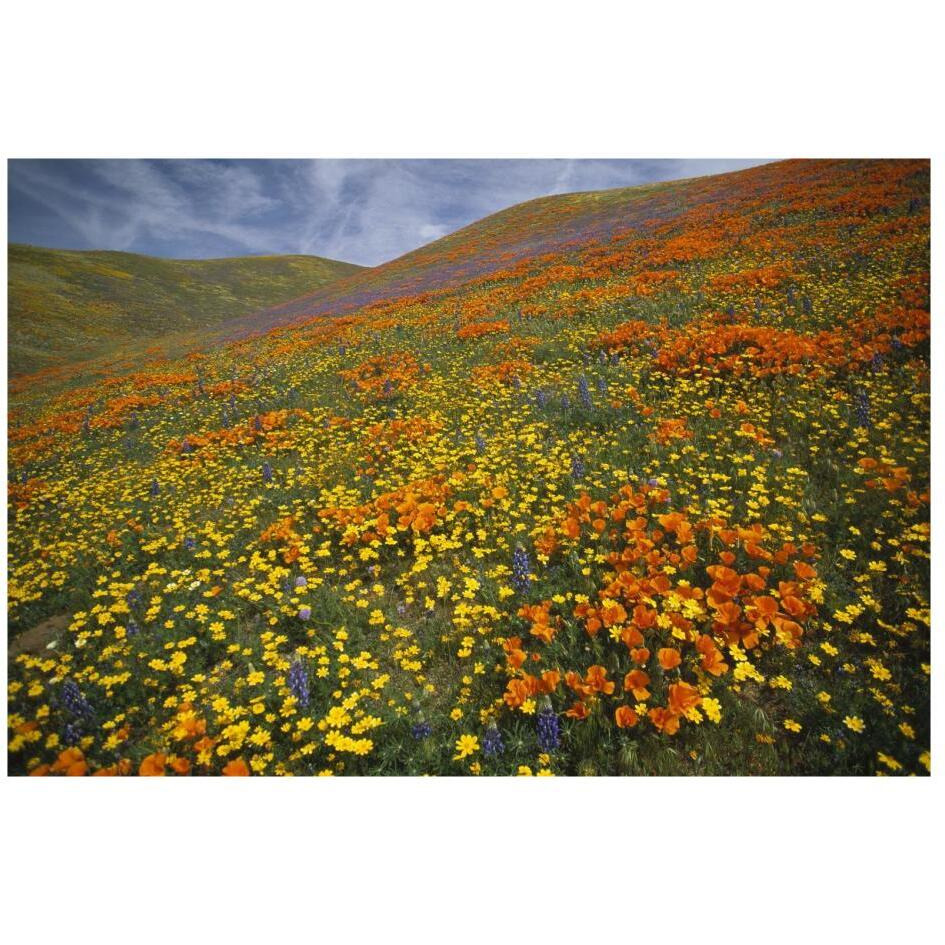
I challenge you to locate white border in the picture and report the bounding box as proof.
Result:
[2,1,942,942]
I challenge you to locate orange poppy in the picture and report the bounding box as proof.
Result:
[139,753,167,776]
[658,648,682,671]
[615,706,639,728]
[668,682,702,716]
[222,758,250,776]
[648,706,681,735]
[623,669,651,701]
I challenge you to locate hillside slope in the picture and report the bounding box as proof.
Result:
[238,159,927,337]
[7,245,363,376]
[7,159,930,777]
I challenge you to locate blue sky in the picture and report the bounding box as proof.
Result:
[8,159,771,267]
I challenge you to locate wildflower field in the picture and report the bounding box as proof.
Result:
[6,158,930,776]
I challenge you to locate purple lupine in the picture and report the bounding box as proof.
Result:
[287,657,310,709]
[855,390,871,429]
[596,376,608,396]
[578,375,592,409]
[537,700,560,751]
[262,462,273,483]
[294,576,308,589]
[571,455,586,481]
[412,716,432,740]
[150,478,160,497]
[482,721,505,757]
[60,679,93,719]
[298,607,312,621]
[560,394,571,410]
[536,389,548,409]
[183,536,196,551]
[512,545,532,594]
[474,434,486,454]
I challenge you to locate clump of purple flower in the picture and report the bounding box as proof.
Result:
[512,545,532,594]
[537,700,560,751]
[287,657,310,709]
[482,721,505,756]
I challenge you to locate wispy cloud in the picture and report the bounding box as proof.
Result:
[9,158,772,265]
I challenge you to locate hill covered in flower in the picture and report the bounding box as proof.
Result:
[7,159,930,776]
[8,244,363,377]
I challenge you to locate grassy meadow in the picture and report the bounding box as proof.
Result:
[8,244,362,377]
[6,159,930,776]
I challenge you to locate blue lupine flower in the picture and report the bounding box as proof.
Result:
[298,607,312,621]
[578,375,592,408]
[596,376,608,396]
[253,414,263,432]
[63,722,81,747]
[150,478,160,497]
[537,701,560,751]
[60,679,93,719]
[855,390,871,429]
[512,545,532,594]
[571,454,586,481]
[262,461,273,483]
[412,719,433,740]
[294,576,308,589]
[560,394,571,410]
[536,389,548,409]
[482,721,505,756]
[287,658,310,709]
[475,434,486,454]
[183,536,196,551]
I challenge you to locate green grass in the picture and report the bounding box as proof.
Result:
[7,244,364,377]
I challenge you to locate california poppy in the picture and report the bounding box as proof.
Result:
[658,648,682,671]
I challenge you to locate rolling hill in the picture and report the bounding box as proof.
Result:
[7,244,363,376]
[7,159,930,776]
[208,159,927,343]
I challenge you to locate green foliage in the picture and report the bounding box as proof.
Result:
[8,244,363,376]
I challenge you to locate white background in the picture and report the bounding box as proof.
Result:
[1,1,941,943]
